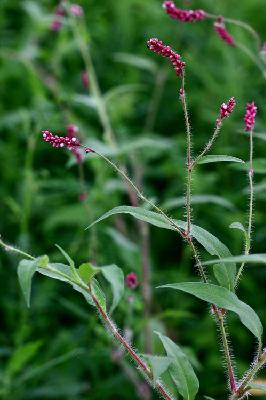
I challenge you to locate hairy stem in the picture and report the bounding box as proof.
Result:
[180,75,192,236]
[191,122,221,169]
[217,313,237,393]
[235,130,254,287]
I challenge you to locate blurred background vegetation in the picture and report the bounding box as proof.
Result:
[0,0,266,399]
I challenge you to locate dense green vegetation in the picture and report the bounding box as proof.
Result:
[0,0,266,399]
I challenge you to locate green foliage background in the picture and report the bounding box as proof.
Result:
[0,0,266,399]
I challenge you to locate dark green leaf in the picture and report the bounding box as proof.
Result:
[17,259,38,307]
[100,265,124,313]
[198,155,244,164]
[158,282,263,339]
[156,331,199,400]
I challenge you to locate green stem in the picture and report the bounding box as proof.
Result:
[191,122,221,169]
[91,149,186,238]
[180,75,192,236]
[235,130,254,287]
[217,313,237,393]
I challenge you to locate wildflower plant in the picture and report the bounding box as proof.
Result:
[1,2,266,400]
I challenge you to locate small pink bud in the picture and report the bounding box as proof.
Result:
[70,4,84,17]
[244,101,257,132]
[125,272,138,289]
[262,42,266,52]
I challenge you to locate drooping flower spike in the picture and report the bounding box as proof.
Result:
[244,102,257,132]
[163,0,206,22]
[147,38,185,76]
[214,17,235,47]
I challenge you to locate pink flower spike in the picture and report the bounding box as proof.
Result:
[70,4,84,17]
[125,272,138,289]
[42,130,80,149]
[219,97,236,120]
[147,38,185,76]
[262,42,266,52]
[214,17,235,46]
[163,0,206,22]
[244,102,257,132]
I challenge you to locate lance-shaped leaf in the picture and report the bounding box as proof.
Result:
[87,206,236,291]
[78,263,100,283]
[158,282,263,339]
[17,259,38,307]
[100,265,124,313]
[156,332,199,400]
[198,155,245,164]
[202,254,266,265]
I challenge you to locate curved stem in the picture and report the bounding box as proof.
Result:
[205,13,261,50]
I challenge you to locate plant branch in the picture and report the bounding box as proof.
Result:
[0,237,174,400]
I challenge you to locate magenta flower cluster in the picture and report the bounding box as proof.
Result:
[214,17,235,47]
[220,97,236,120]
[163,0,206,22]
[147,38,185,76]
[42,130,81,148]
[244,102,257,132]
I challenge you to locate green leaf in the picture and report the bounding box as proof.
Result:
[158,282,263,339]
[55,244,75,270]
[202,254,266,265]
[37,262,73,284]
[78,263,100,283]
[198,155,245,165]
[156,332,199,400]
[37,255,49,268]
[100,265,124,313]
[143,355,173,387]
[17,259,38,307]
[204,396,216,400]
[87,206,236,291]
